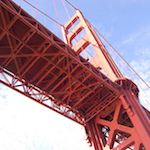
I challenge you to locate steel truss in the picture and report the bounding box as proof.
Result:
[0,0,150,149]
[62,9,150,149]
[0,67,85,124]
[0,0,120,125]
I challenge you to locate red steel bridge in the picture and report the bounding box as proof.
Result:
[0,0,150,149]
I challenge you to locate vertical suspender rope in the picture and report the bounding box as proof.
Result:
[44,15,46,27]
[19,0,22,7]
[89,22,150,106]
[62,0,71,19]
[54,22,58,36]
[53,0,63,39]
[32,1,34,17]
[23,0,63,26]
[90,21,150,90]
[36,0,38,20]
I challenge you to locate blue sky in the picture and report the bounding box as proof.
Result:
[0,0,150,149]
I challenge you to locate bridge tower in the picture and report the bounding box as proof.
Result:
[61,9,150,150]
[0,0,150,149]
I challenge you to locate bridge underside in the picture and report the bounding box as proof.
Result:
[0,0,150,150]
[0,0,120,125]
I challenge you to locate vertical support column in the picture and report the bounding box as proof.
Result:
[85,120,103,150]
[61,10,123,81]
[61,9,150,150]
[85,79,150,150]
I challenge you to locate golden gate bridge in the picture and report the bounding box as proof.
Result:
[0,0,150,149]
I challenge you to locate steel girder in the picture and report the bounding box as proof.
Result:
[0,0,120,125]
[62,9,150,149]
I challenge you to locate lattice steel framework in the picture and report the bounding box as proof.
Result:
[62,9,150,150]
[0,0,150,149]
[0,0,120,124]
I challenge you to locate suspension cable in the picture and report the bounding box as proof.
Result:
[88,21,150,106]
[88,21,150,89]
[23,0,63,27]
[64,0,77,10]
[23,0,150,92]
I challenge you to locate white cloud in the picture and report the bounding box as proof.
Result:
[122,24,150,47]
[129,58,150,111]
[119,24,150,111]
[140,47,150,56]
[130,59,150,83]
[0,85,89,150]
